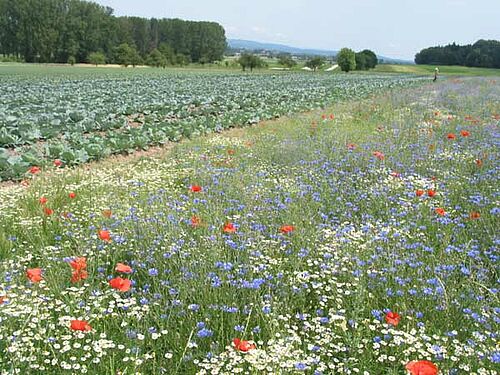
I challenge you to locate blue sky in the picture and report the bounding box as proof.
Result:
[94,0,500,60]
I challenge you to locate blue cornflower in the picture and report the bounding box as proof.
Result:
[295,363,307,371]
[197,328,213,338]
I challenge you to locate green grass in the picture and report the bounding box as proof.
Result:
[0,76,498,374]
[373,63,500,76]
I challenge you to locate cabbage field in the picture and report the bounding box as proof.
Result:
[0,67,423,180]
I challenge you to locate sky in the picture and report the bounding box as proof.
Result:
[93,0,500,60]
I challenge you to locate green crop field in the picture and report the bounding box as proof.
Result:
[0,65,424,180]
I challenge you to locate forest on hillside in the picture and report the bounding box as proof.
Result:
[415,40,500,68]
[0,0,227,65]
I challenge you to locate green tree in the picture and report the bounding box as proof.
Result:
[355,52,367,70]
[237,53,264,72]
[175,53,190,66]
[130,47,143,67]
[305,56,325,71]
[278,54,297,69]
[88,52,106,66]
[113,43,134,67]
[337,48,356,72]
[146,48,166,68]
[0,0,227,65]
[158,43,175,65]
[360,49,378,69]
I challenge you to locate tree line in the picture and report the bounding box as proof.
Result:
[0,0,227,65]
[415,40,500,68]
[237,49,378,73]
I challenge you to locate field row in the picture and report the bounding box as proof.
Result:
[0,69,424,180]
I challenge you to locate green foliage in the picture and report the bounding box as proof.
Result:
[0,0,227,64]
[237,53,265,72]
[305,56,325,71]
[355,53,367,70]
[113,43,142,67]
[337,48,356,72]
[415,40,500,68]
[360,49,377,69]
[88,52,106,66]
[175,53,190,66]
[355,50,378,71]
[67,56,76,66]
[278,54,297,69]
[146,49,166,68]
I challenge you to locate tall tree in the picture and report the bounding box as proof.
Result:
[337,48,356,72]
[0,0,227,64]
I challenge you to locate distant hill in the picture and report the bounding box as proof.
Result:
[228,39,413,64]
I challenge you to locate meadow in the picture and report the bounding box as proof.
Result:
[372,64,500,77]
[0,69,498,374]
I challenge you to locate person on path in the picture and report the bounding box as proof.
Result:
[433,67,439,82]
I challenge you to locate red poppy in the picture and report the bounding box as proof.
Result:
[390,171,401,178]
[321,114,327,120]
[191,215,201,227]
[71,269,88,283]
[223,222,237,233]
[385,311,401,326]
[70,320,92,332]
[475,159,483,167]
[44,207,54,216]
[427,189,436,198]
[373,151,385,160]
[109,277,131,292]
[39,197,48,205]
[227,149,236,155]
[435,208,446,216]
[69,257,88,283]
[115,263,133,274]
[102,209,113,218]
[0,295,7,304]
[98,230,111,242]
[27,268,42,283]
[347,143,357,150]
[405,360,438,375]
[68,192,76,199]
[190,185,202,193]
[460,130,470,137]
[469,211,481,220]
[280,225,295,234]
[53,159,63,167]
[447,133,456,140]
[29,166,41,174]
[69,257,87,272]
[233,338,256,352]
[329,114,335,120]
[416,189,424,197]
[493,114,500,120]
